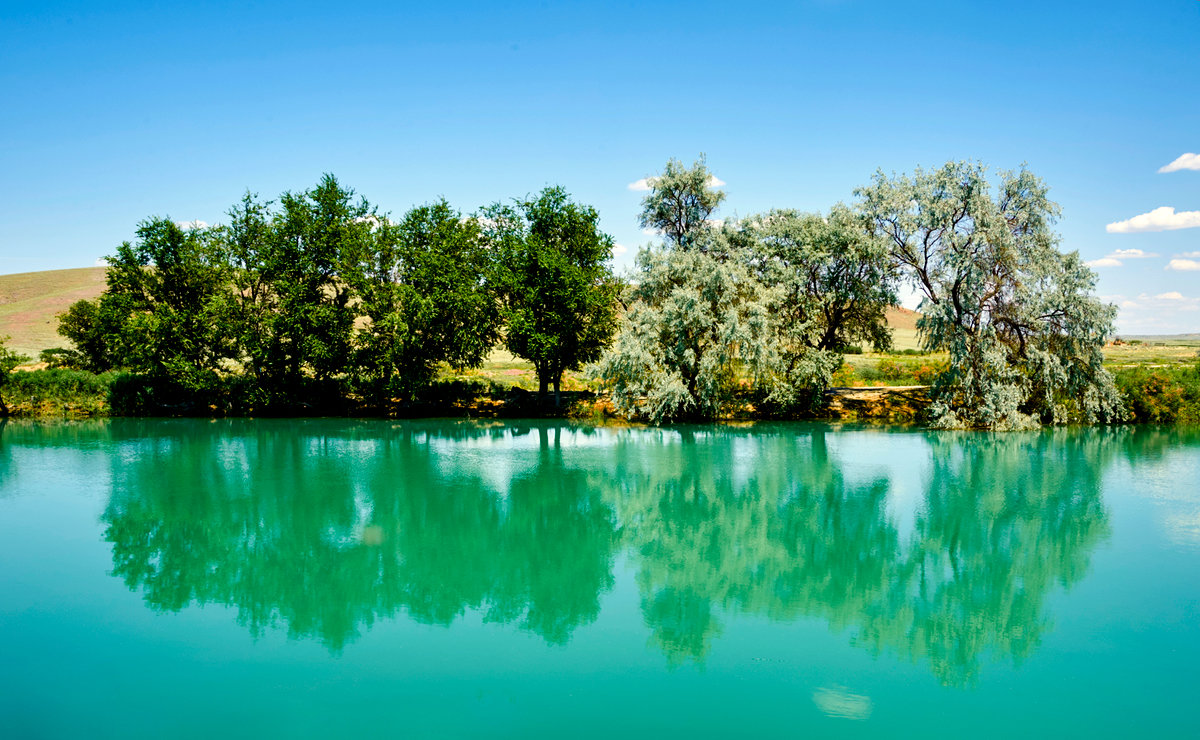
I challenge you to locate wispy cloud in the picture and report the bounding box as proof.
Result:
[612,243,628,257]
[1106,206,1200,234]
[1111,248,1158,259]
[1085,248,1160,267]
[1159,153,1200,173]
[706,175,726,187]
[176,220,209,230]
[1167,258,1200,271]
[1110,290,1200,334]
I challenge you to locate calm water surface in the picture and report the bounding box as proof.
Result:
[1,419,1198,738]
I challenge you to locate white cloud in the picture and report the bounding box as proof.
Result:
[1112,290,1200,334]
[1167,258,1200,271]
[176,220,209,230]
[1111,248,1158,258]
[1159,153,1200,173]
[1086,248,1160,267]
[93,257,108,267]
[1106,206,1200,234]
[612,243,628,257]
[707,175,726,187]
[1178,251,1200,258]
[641,227,659,236]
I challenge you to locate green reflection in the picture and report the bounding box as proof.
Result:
[2,419,1179,686]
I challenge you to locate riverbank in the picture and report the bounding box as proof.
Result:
[4,364,1197,425]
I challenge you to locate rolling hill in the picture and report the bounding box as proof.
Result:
[0,267,108,358]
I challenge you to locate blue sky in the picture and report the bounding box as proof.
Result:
[2,0,1197,333]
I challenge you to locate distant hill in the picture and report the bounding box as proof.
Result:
[1122,334,1200,344]
[0,267,107,358]
[885,306,921,331]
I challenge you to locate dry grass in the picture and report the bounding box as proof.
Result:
[0,267,107,358]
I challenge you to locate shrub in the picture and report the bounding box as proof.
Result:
[1114,364,1200,424]
[4,368,117,416]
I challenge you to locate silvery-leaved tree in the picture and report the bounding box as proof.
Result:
[596,157,767,422]
[856,161,1124,429]
[730,206,897,411]
[740,206,897,353]
[637,155,726,249]
[590,244,775,423]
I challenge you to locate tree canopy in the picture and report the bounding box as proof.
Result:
[484,186,621,405]
[637,155,726,249]
[46,160,1124,428]
[856,161,1123,428]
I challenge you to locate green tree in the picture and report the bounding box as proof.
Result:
[59,219,233,394]
[266,175,373,397]
[638,155,726,249]
[354,199,501,404]
[55,293,132,372]
[856,161,1124,429]
[0,336,31,416]
[220,192,277,397]
[484,186,621,405]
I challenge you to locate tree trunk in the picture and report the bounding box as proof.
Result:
[538,370,549,405]
[553,374,561,408]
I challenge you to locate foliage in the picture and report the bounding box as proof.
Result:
[483,186,621,404]
[57,218,234,396]
[857,161,1124,429]
[249,175,375,403]
[857,358,948,386]
[0,335,31,415]
[740,205,898,352]
[3,367,117,417]
[590,246,775,423]
[54,296,131,372]
[354,199,501,405]
[1114,364,1200,424]
[637,155,726,249]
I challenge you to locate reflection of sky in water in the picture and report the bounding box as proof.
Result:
[1,420,1199,737]
[1129,444,1200,548]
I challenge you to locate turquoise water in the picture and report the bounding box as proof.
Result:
[1,419,1198,738]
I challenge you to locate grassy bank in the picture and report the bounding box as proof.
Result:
[5,359,1198,427]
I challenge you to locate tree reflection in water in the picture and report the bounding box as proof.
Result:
[41,418,1151,685]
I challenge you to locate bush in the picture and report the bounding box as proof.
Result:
[4,368,117,416]
[832,363,856,386]
[1114,364,1200,424]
